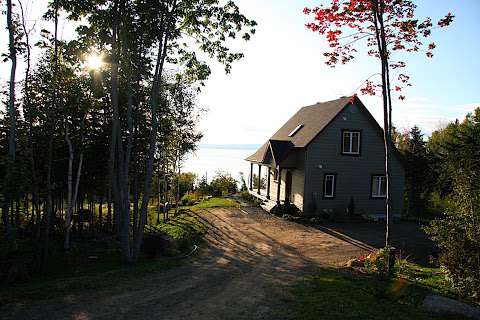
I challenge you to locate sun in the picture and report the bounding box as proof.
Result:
[85,53,104,70]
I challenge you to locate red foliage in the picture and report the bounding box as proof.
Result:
[304,0,454,99]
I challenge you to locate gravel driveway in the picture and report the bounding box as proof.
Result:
[3,207,372,320]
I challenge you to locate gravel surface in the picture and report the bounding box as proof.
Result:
[2,207,370,320]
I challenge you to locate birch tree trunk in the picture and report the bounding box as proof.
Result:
[42,0,60,270]
[64,127,84,250]
[4,0,18,247]
[133,2,177,260]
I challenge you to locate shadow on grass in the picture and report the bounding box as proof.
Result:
[0,253,182,305]
[277,268,468,320]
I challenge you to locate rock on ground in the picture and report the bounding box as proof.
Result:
[422,294,480,320]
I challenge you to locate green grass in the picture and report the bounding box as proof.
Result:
[1,210,210,305]
[278,268,468,320]
[395,260,455,297]
[190,197,239,209]
[147,197,239,224]
[0,250,182,305]
[153,211,208,249]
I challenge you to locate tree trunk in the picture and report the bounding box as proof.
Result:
[110,0,131,261]
[157,169,161,224]
[42,0,60,270]
[175,150,181,216]
[4,0,18,248]
[133,8,174,260]
[99,196,103,227]
[372,0,392,248]
[64,126,84,250]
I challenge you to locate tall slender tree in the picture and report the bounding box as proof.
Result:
[304,0,453,246]
[4,0,18,248]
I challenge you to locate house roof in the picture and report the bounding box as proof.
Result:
[270,96,351,147]
[269,140,294,165]
[246,96,351,163]
[245,142,269,163]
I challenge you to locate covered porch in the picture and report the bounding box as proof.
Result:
[245,139,299,212]
[247,162,289,205]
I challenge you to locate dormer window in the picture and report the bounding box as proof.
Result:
[342,130,361,155]
[288,124,303,137]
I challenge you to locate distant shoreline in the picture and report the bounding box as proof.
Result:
[198,144,260,150]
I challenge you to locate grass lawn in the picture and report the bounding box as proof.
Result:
[0,248,183,305]
[184,196,239,210]
[278,266,470,320]
[1,198,239,305]
[0,209,212,305]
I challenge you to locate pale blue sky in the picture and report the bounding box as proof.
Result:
[197,0,480,144]
[1,0,479,144]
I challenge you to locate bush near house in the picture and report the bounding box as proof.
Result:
[209,170,238,196]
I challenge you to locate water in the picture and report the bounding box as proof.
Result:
[182,144,260,182]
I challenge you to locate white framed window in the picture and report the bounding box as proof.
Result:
[371,175,387,198]
[342,130,361,155]
[323,174,336,198]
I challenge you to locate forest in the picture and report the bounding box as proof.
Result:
[0,0,256,278]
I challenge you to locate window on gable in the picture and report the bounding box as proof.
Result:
[323,174,336,198]
[371,175,387,198]
[342,130,361,155]
[288,124,303,137]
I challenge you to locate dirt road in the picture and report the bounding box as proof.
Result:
[3,207,370,320]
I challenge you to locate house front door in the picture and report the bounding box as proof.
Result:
[285,171,292,203]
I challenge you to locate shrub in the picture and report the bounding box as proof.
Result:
[210,170,237,196]
[424,107,480,299]
[273,202,301,217]
[181,193,197,206]
[238,190,261,205]
[364,247,395,278]
[425,206,480,299]
[239,172,248,191]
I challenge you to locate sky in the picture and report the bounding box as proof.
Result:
[1,0,479,145]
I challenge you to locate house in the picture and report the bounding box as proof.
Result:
[245,96,405,218]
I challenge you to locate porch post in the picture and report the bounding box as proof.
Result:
[249,163,253,191]
[276,166,282,204]
[257,164,261,194]
[266,167,271,199]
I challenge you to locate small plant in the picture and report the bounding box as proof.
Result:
[273,202,301,217]
[364,247,395,278]
[238,190,262,205]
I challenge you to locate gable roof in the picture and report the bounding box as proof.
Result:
[246,96,405,166]
[246,142,269,163]
[270,96,351,147]
[246,97,351,163]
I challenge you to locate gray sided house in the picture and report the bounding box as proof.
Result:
[245,96,405,218]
